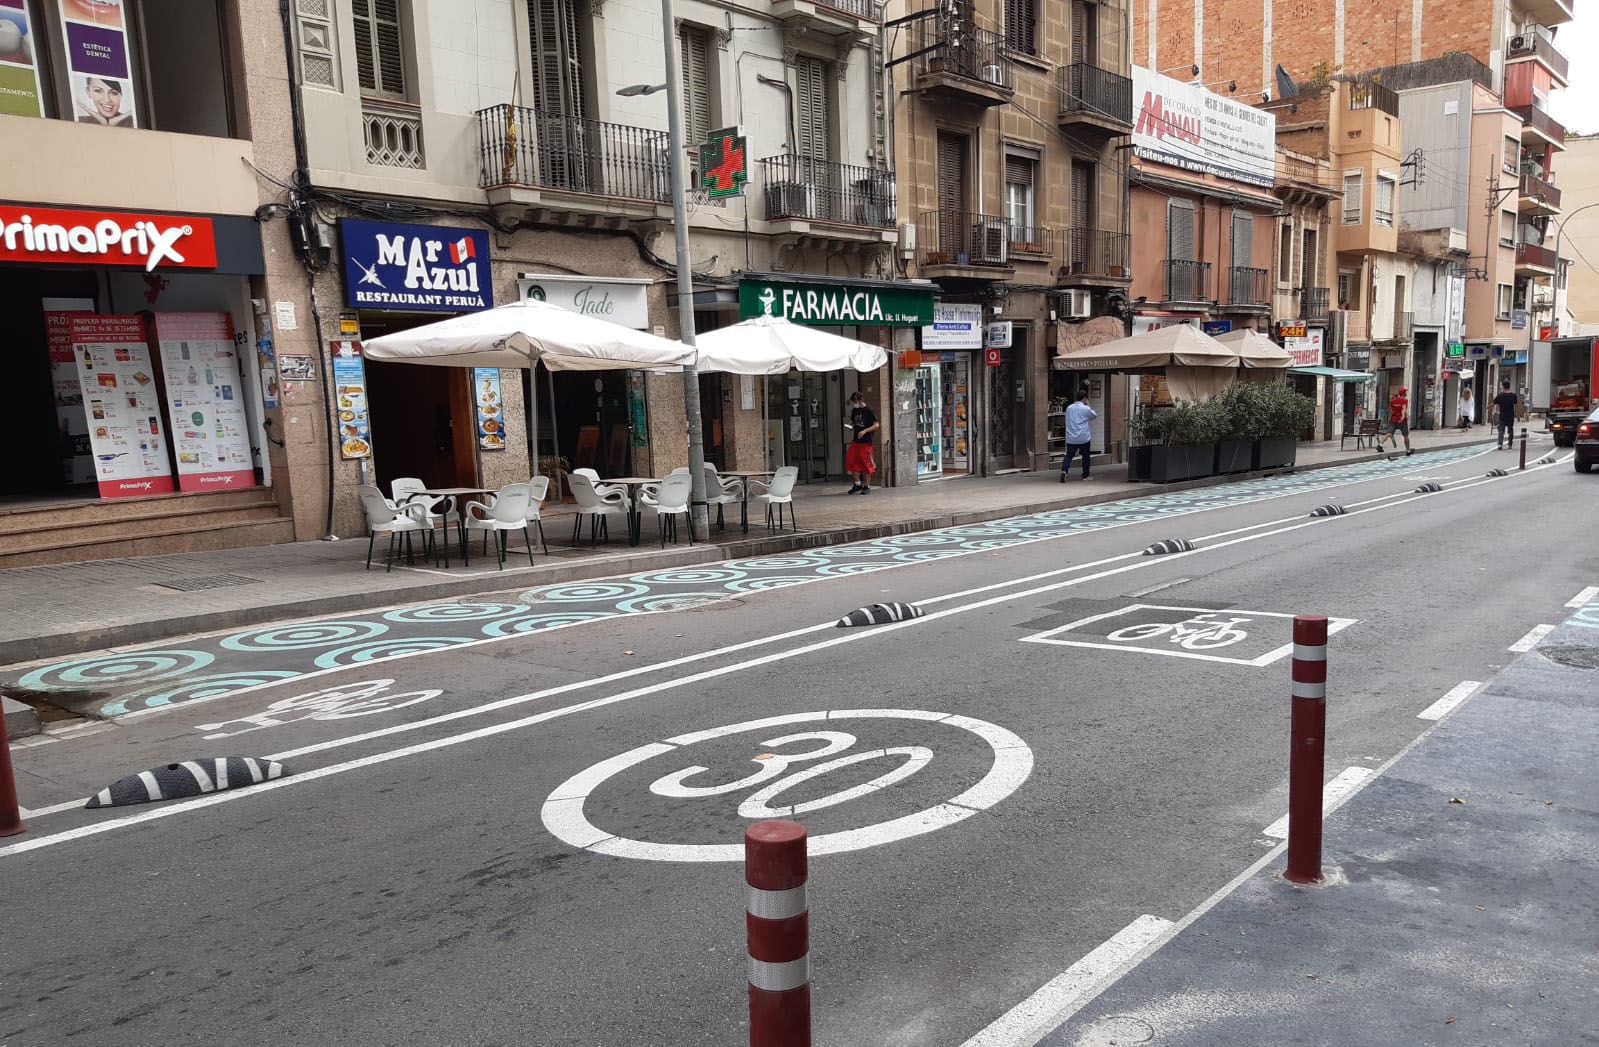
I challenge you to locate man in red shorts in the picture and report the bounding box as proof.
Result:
[845,391,880,494]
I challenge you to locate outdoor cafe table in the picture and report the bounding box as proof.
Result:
[720,469,774,533]
[403,486,494,564]
[602,478,660,546]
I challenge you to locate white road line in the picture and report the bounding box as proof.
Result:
[1417,681,1482,721]
[1566,586,1599,609]
[957,914,1175,1047]
[1125,578,1190,598]
[1261,766,1373,839]
[1509,624,1555,653]
[16,798,87,818]
[0,455,1539,859]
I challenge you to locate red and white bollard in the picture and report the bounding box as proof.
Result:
[746,820,809,1047]
[0,705,26,838]
[1285,614,1327,884]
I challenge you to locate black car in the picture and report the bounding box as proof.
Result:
[1576,405,1599,473]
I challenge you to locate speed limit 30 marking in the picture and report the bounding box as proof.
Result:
[540,709,1033,862]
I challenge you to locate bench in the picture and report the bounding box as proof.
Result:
[1341,418,1380,450]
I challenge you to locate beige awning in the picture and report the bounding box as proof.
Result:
[1213,328,1294,369]
[1054,323,1241,371]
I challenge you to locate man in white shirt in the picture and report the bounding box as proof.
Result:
[1061,391,1096,482]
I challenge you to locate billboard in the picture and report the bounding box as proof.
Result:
[340,219,492,312]
[1132,67,1275,188]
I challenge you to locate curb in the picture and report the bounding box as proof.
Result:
[2,696,41,739]
[0,439,1494,666]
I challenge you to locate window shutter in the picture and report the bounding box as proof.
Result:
[679,27,711,147]
[353,0,406,97]
[528,0,585,116]
[1342,172,1362,224]
[1006,0,1035,53]
[1070,160,1094,229]
[1231,212,1253,268]
[1071,1,1094,64]
[1168,201,1194,260]
[796,56,830,161]
[937,133,966,213]
[1005,155,1032,190]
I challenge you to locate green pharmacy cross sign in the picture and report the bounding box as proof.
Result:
[701,127,747,198]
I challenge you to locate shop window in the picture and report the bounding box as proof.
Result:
[1342,171,1363,225]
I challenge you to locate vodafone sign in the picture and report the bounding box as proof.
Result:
[0,205,218,271]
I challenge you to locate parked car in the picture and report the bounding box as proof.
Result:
[1576,405,1599,474]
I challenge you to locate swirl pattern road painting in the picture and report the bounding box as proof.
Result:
[8,447,1490,718]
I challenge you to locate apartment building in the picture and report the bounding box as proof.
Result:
[1558,133,1599,327]
[1270,144,1339,438]
[0,0,309,566]
[888,0,1133,476]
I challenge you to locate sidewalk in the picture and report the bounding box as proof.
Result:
[0,429,1497,666]
[1039,600,1599,1047]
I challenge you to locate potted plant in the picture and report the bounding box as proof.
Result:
[1212,383,1264,475]
[1141,401,1220,484]
[1252,383,1316,470]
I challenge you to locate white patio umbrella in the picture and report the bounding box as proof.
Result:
[1213,328,1294,369]
[691,316,889,469]
[361,298,696,476]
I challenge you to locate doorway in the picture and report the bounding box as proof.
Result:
[365,359,477,495]
[936,132,969,262]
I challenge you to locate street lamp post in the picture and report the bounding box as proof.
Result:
[657,0,711,540]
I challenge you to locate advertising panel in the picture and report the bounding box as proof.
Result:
[341,219,493,312]
[58,0,139,128]
[474,368,504,450]
[0,0,45,117]
[330,341,371,459]
[518,274,650,330]
[1132,66,1275,187]
[69,314,175,497]
[921,304,983,350]
[153,312,255,491]
[45,299,96,485]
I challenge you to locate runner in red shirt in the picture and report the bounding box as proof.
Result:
[1381,387,1412,455]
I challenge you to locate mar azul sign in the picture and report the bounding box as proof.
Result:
[341,219,492,312]
[739,279,934,327]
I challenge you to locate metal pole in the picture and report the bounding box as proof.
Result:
[660,0,711,540]
[1520,427,1528,470]
[746,820,810,1047]
[1285,614,1328,884]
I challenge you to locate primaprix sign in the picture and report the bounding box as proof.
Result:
[0,205,218,271]
[1131,67,1275,187]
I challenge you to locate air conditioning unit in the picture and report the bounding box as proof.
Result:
[1509,33,1528,50]
[972,217,1009,265]
[980,63,1005,86]
[765,182,818,221]
[1064,289,1093,318]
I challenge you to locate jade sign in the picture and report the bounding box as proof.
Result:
[739,280,934,327]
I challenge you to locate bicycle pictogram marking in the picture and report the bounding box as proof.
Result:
[1022,604,1357,666]
[194,678,443,739]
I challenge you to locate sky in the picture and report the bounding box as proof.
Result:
[1548,6,1597,135]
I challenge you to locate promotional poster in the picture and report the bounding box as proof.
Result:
[69,314,175,498]
[153,312,256,491]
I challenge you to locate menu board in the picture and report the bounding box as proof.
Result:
[474,368,504,451]
[57,0,139,128]
[68,314,174,498]
[0,0,46,118]
[45,301,95,485]
[330,341,371,460]
[153,312,255,491]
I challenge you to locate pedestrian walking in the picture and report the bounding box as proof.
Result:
[1456,386,1474,430]
[1060,391,1096,482]
[844,391,879,495]
[1381,387,1413,455]
[1493,380,1519,449]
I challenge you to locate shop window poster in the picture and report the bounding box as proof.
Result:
[474,368,504,451]
[58,0,138,128]
[154,312,256,492]
[0,0,45,118]
[68,314,175,498]
[44,301,95,485]
[330,341,371,460]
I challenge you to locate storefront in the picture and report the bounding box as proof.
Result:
[0,202,266,509]
[736,275,934,484]
[1279,321,1328,439]
[339,218,494,494]
[915,304,983,479]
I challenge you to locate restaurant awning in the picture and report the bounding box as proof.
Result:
[1052,323,1241,371]
[1213,328,1293,369]
[1289,365,1374,382]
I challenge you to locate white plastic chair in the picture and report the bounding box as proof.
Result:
[639,472,694,546]
[391,476,456,559]
[568,471,630,546]
[572,467,630,507]
[749,465,800,532]
[358,485,434,572]
[704,464,744,530]
[463,482,537,570]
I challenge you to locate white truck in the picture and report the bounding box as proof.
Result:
[1532,337,1599,445]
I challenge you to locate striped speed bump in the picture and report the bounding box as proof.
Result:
[836,602,926,628]
[1309,504,1348,518]
[1413,482,1443,494]
[1534,455,1556,466]
[1142,538,1196,556]
[86,757,286,808]
[1485,467,1509,478]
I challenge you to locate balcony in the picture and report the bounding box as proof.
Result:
[1057,63,1133,136]
[1299,287,1331,321]
[1519,170,1562,215]
[1516,240,1559,275]
[1163,259,1212,304]
[1388,311,1414,342]
[1506,29,1569,87]
[910,20,1013,108]
[1057,229,1130,284]
[1348,80,1400,117]
[476,105,671,225]
[1518,0,1575,28]
[916,210,1018,278]
[1224,267,1270,310]
[771,0,881,38]
[759,156,897,247]
[1514,104,1566,150]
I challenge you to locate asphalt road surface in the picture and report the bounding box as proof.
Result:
[5,446,1593,1047]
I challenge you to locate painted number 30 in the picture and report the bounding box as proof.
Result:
[650,731,934,819]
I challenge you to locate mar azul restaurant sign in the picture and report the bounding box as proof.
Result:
[739,279,934,327]
[341,219,492,312]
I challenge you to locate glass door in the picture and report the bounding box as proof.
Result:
[915,363,943,477]
[942,356,970,475]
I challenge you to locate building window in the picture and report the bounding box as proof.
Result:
[1278,222,1294,284]
[353,0,408,98]
[1168,199,1195,260]
[795,55,832,162]
[1496,283,1513,318]
[528,0,587,117]
[1375,175,1396,228]
[1503,135,1520,174]
[1005,153,1037,246]
[678,25,713,149]
[1500,210,1516,248]
[1338,270,1356,309]
[1005,0,1037,55]
[1342,171,1363,225]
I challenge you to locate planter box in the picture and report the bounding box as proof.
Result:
[1215,439,1253,475]
[1252,436,1298,471]
[1150,443,1215,484]
[1128,445,1153,482]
